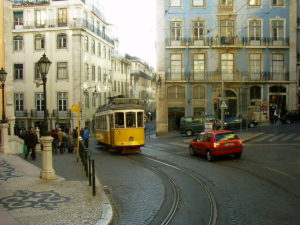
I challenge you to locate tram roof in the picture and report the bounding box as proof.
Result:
[96,98,144,112]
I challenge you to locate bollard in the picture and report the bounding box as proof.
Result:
[88,155,91,186]
[92,159,96,196]
[84,151,88,177]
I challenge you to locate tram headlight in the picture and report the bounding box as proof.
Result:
[129,136,134,141]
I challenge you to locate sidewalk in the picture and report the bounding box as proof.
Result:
[0,150,113,225]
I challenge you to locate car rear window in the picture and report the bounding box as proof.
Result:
[216,132,239,141]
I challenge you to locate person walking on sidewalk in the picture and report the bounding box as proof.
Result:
[83,127,90,148]
[24,127,38,160]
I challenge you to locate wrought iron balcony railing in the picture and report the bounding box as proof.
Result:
[15,110,28,117]
[52,109,71,118]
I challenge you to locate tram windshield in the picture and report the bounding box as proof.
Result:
[114,111,144,128]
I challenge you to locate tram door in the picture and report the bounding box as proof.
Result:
[168,107,185,131]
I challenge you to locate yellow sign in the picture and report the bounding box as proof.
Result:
[71,105,79,112]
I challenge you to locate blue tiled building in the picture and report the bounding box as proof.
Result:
[156,0,298,134]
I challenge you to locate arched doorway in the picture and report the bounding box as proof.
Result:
[217,90,237,119]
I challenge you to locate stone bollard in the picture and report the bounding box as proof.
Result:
[40,136,56,180]
[0,123,10,154]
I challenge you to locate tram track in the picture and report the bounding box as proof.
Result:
[128,155,218,225]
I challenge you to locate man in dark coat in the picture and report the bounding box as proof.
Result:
[24,127,38,160]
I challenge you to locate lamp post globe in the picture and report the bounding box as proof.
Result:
[0,68,7,123]
[37,54,52,135]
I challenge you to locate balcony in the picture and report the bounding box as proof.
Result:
[52,109,71,119]
[13,0,50,6]
[165,71,290,82]
[15,110,28,117]
[165,36,289,48]
[31,109,48,118]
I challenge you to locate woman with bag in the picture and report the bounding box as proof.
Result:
[24,127,38,160]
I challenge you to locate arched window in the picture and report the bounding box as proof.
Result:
[167,85,185,99]
[250,86,261,100]
[193,86,205,99]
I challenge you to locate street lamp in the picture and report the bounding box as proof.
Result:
[37,53,52,135]
[0,68,7,123]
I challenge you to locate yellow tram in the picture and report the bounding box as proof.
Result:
[94,97,145,154]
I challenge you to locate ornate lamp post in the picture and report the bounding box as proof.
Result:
[37,54,55,180]
[37,54,52,135]
[0,68,7,123]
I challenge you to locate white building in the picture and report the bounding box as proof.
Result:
[10,0,114,132]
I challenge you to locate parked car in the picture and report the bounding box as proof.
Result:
[189,130,243,161]
[223,116,258,129]
[280,109,300,124]
[179,115,218,136]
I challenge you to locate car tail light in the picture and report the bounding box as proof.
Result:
[213,142,220,148]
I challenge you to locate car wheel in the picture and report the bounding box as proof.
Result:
[235,152,242,159]
[189,146,195,156]
[206,150,214,162]
[186,130,193,136]
[248,123,254,128]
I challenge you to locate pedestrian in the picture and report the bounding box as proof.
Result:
[83,127,90,148]
[57,128,64,154]
[68,130,74,153]
[72,127,78,149]
[24,127,38,160]
[51,129,59,154]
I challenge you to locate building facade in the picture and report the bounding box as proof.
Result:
[156,0,298,134]
[10,0,114,132]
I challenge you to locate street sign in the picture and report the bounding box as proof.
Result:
[219,99,228,109]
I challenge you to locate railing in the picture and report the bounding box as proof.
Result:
[15,110,28,117]
[78,139,96,196]
[31,109,49,118]
[165,71,290,82]
[13,0,50,5]
[165,36,290,48]
[52,109,71,118]
[12,18,114,44]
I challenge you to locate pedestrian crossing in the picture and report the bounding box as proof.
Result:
[251,133,300,143]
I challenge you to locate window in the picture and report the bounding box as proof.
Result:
[167,86,185,99]
[170,54,182,80]
[126,112,136,128]
[193,86,205,99]
[170,0,181,7]
[57,62,68,79]
[249,0,261,6]
[272,53,284,80]
[58,8,67,26]
[220,0,232,6]
[249,53,262,80]
[13,36,23,51]
[14,64,23,80]
[170,21,182,41]
[103,46,106,59]
[193,53,205,80]
[98,67,101,81]
[192,0,204,7]
[221,53,234,80]
[85,63,89,81]
[91,40,95,54]
[15,93,24,111]
[57,34,67,49]
[13,11,23,27]
[115,112,124,128]
[36,93,44,111]
[249,20,261,41]
[35,62,41,80]
[35,10,46,27]
[271,0,284,7]
[92,95,96,108]
[220,20,234,44]
[58,92,68,111]
[92,65,96,81]
[35,34,45,50]
[250,86,261,100]
[271,20,284,41]
[84,36,89,52]
[193,21,205,41]
[84,92,89,109]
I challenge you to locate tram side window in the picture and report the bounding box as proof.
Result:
[137,112,143,127]
[100,115,107,129]
[126,112,136,128]
[115,112,124,128]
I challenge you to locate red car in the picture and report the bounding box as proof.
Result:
[189,130,243,161]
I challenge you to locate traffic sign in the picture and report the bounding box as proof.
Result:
[219,99,228,109]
